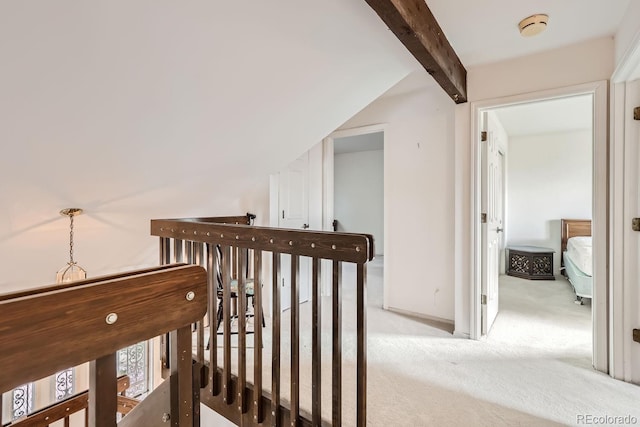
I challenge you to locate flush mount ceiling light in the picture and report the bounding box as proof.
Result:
[518,14,549,37]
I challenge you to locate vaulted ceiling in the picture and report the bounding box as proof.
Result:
[0,0,421,290]
[0,0,633,291]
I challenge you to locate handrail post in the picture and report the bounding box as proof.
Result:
[89,353,117,427]
[170,326,194,426]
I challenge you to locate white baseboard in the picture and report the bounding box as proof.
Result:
[453,330,470,339]
[385,306,454,333]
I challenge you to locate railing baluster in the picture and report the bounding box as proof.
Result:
[161,237,181,378]
[207,243,219,395]
[238,248,247,414]
[271,252,281,427]
[168,239,184,378]
[160,237,170,265]
[332,260,342,426]
[159,238,171,376]
[195,243,205,364]
[253,249,264,423]
[222,245,233,405]
[290,254,300,427]
[233,247,238,281]
[185,241,193,263]
[89,353,117,427]
[195,243,204,266]
[174,239,183,263]
[357,263,367,427]
[311,257,321,427]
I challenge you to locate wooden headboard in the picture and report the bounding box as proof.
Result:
[561,219,592,254]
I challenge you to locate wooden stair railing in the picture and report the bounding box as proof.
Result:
[151,215,374,427]
[0,264,208,427]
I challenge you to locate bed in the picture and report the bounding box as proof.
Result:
[561,219,592,304]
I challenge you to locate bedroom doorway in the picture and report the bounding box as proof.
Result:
[471,81,608,372]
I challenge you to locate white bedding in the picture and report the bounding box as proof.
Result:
[565,236,592,276]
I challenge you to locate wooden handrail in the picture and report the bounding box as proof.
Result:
[151,219,374,263]
[0,264,207,394]
[0,264,181,303]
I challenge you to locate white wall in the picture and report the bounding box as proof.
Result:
[334,150,384,255]
[454,36,614,336]
[506,130,592,274]
[339,81,456,322]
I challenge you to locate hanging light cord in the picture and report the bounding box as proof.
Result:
[69,214,75,264]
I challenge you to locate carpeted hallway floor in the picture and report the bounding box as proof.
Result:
[203,257,640,426]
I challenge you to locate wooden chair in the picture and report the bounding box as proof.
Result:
[207,245,264,350]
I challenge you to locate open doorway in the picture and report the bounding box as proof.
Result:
[483,95,594,364]
[333,132,384,255]
[471,81,608,372]
[322,124,386,303]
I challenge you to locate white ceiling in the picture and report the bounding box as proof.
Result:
[492,95,592,137]
[426,0,631,66]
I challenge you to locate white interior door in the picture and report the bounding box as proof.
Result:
[278,152,311,310]
[481,113,503,335]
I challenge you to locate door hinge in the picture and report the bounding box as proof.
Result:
[634,329,640,343]
[282,210,285,219]
[633,218,640,232]
[481,213,487,223]
[481,294,487,305]
[634,106,640,121]
[481,131,487,142]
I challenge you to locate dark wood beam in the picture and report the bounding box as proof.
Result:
[365,0,467,103]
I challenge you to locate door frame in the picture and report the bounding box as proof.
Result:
[470,80,609,374]
[322,123,387,299]
[610,34,640,381]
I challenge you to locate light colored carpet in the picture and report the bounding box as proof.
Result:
[202,259,640,426]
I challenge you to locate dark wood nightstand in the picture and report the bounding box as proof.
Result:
[506,246,555,280]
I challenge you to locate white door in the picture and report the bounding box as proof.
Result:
[481,113,504,335]
[278,152,311,310]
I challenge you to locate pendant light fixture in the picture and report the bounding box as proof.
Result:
[56,208,87,284]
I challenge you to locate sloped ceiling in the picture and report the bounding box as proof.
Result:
[0,1,420,290]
